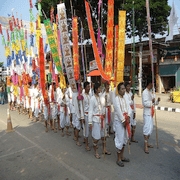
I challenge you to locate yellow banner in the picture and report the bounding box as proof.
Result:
[116,11,126,84]
[105,0,114,79]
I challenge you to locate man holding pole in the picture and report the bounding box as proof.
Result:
[142,78,160,154]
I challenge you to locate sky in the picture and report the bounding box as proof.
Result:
[0,0,180,66]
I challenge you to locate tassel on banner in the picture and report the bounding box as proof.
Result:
[0,24,2,34]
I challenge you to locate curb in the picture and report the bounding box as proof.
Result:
[136,104,180,113]
[155,106,180,113]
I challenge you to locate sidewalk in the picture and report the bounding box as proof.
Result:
[135,92,180,112]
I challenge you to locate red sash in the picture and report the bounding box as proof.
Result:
[100,115,105,129]
[107,106,111,124]
[130,104,134,110]
[151,106,154,117]
[64,105,67,116]
[123,112,131,138]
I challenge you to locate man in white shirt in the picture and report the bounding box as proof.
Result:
[114,82,131,167]
[142,79,160,154]
[72,83,84,146]
[124,82,138,143]
[82,81,91,151]
[88,83,111,159]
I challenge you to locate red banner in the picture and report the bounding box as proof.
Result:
[39,37,48,105]
[85,0,110,81]
[72,17,79,81]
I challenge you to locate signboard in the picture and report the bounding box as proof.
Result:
[162,47,180,58]
[89,60,98,71]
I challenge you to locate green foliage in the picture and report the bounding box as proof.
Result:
[38,0,170,41]
[0,62,3,67]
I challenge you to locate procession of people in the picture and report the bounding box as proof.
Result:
[5,77,160,167]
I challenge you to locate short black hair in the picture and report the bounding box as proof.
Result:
[124,81,130,88]
[94,82,101,93]
[84,81,90,89]
[117,82,124,92]
[104,81,110,88]
[146,77,152,87]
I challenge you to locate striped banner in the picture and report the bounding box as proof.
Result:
[57,3,77,92]
[116,11,126,84]
[44,19,62,73]
[105,0,114,79]
[72,17,79,81]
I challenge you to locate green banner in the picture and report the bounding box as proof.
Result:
[44,19,62,73]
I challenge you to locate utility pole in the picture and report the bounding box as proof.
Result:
[138,43,143,96]
[132,1,136,94]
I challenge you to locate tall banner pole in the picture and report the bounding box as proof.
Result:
[146,0,158,149]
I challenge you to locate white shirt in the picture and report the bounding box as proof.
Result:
[142,88,158,115]
[114,95,131,123]
[124,91,136,113]
[88,95,105,124]
[82,92,91,115]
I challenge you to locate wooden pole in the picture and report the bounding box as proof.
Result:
[146,0,158,148]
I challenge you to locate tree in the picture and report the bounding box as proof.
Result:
[38,0,171,41]
[122,0,171,42]
[0,62,3,67]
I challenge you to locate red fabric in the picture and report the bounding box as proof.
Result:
[51,87,54,102]
[64,105,67,116]
[100,115,105,129]
[151,106,154,117]
[130,104,134,110]
[123,112,131,138]
[107,106,111,124]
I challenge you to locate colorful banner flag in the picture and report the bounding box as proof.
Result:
[72,16,79,81]
[84,0,110,81]
[116,11,126,84]
[44,19,62,73]
[105,0,114,79]
[57,3,77,92]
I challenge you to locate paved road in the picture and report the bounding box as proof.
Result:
[0,102,180,180]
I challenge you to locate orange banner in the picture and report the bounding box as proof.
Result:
[114,25,118,85]
[116,11,126,83]
[85,0,110,81]
[72,17,79,81]
[105,0,114,79]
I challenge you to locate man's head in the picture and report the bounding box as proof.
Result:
[146,78,153,90]
[84,81,90,93]
[94,82,101,94]
[104,81,110,92]
[125,81,131,92]
[117,82,126,97]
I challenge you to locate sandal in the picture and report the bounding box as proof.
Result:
[148,144,153,148]
[94,153,101,159]
[122,158,130,162]
[85,146,91,151]
[116,160,124,167]
[76,142,82,146]
[103,151,111,155]
[144,149,149,154]
[131,139,138,143]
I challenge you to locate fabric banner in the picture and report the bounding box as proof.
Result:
[39,37,48,105]
[44,19,62,73]
[105,0,114,79]
[72,17,79,81]
[114,25,118,85]
[57,3,77,92]
[116,11,126,84]
[84,0,110,81]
